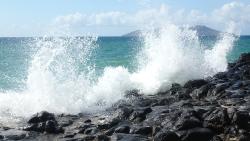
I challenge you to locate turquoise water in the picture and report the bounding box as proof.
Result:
[0,36,249,91]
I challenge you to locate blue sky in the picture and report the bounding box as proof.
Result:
[0,0,250,36]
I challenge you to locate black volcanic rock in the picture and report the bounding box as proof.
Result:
[238,53,250,63]
[28,111,55,124]
[111,133,149,141]
[184,79,208,89]
[181,128,214,141]
[24,111,64,134]
[114,125,130,134]
[154,131,180,141]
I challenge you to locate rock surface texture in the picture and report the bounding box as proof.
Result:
[1,53,250,141]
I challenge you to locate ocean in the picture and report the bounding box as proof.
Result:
[0,26,250,123]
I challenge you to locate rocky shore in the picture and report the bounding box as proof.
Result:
[1,53,250,141]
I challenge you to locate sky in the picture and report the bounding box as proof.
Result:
[0,0,250,36]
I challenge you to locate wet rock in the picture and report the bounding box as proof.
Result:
[169,83,182,95]
[63,132,77,138]
[190,84,212,99]
[208,83,231,97]
[153,126,161,136]
[84,127,99,135]
[114,125,130,134]
[176,118,202,130]
[214,72,227,80]
[116,107,134,120]
[239,133,250,141]
[57,115,77,127]
[184,79,208,89]
[175,110,202,131]
[24,111,63,134]
[182,128,214,141]
[222,98,246,106]
[104,128,115,136]
[136,98,157,107]
[1,129,27,140]
[210,136,223,141]
[77,124,93,134]
[155,97,175,106]
[233,111,250,130]
[230,81,243,90]
[96,134,110,141]
[84,135,96,140]
[238,53,250,63]
[203,108,230,133]
[111,133,149,141]
[175,90,192,100]
[130,107,152,122]
[84,119,92,123]
[228,90,246,98]
[28,111,55,124]
[24,122,46,132]
[125,89,141,98]
[98,118,121,130]
[45,120,63,134]
[131,126,153,136]
[154,131,180,141]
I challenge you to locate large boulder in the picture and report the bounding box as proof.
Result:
[0,129,27,140]
[131,126,153,136]
[114,125,130,134]
[129,107,152,122]
[203,108,230,133]
[233,111,250,130]
[190,84,213,99]
[175,110,202,131]
[154,131,180,141]
[24,111,63,134]
[182,128,214,141]
[111,133,149,141]
[238,53,250,63]
[184,79,208,89]
[28,111,55,124]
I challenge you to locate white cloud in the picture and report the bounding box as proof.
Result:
[54,13,85,27]
[50,2,250,35]
[213,2,250,23]
[211,2,250,33]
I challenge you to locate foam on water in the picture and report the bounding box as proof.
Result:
[0,23,236,124]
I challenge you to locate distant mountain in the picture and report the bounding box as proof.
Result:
[190,25,220,37]
[122,25,221,37]
[122,30,143,37]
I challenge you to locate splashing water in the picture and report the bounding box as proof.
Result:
[0,23,236,124]
[132,24,236,94]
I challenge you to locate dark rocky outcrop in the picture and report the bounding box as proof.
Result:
[24,111,64,134]
[154,131,180,141]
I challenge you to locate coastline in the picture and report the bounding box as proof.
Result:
[0,53,250,141]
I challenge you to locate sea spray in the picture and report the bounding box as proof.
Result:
[204,23,237,74]
[132,25,205,94]
[0,24,236,124]
[132,24,237,94]
[0,36,100,121]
